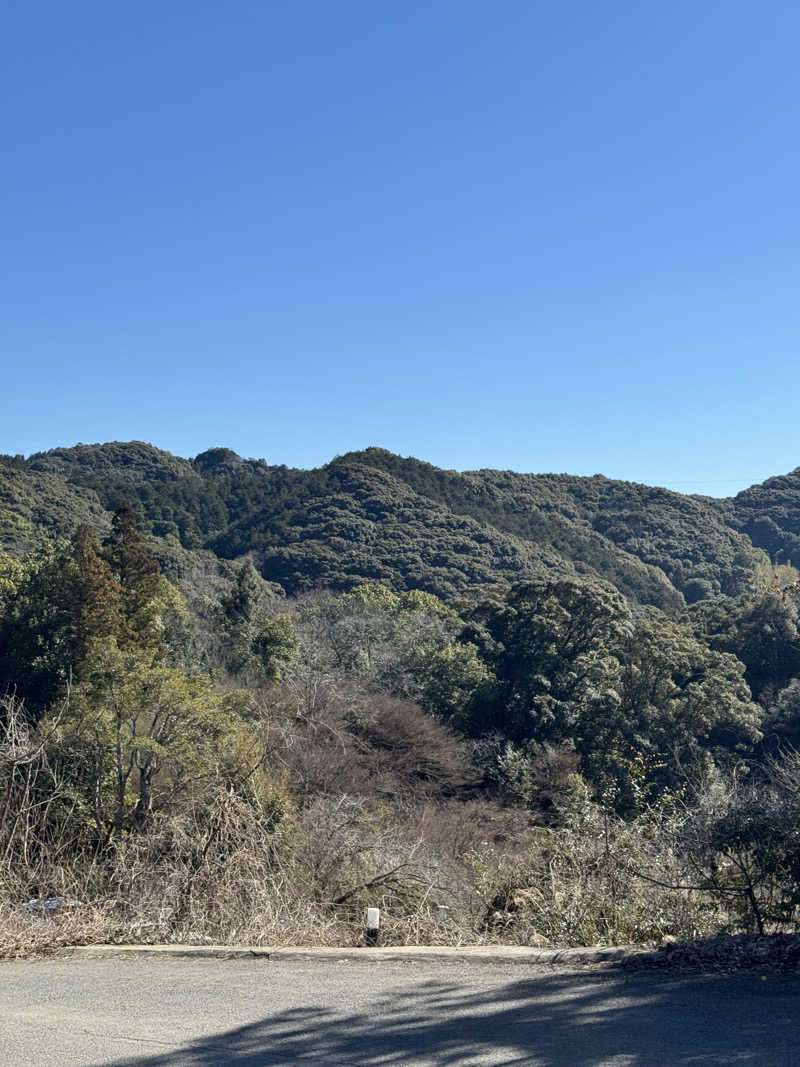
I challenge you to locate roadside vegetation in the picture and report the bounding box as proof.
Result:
[1,499,800,957]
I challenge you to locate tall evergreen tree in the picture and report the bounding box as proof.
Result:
[103,505,164,651]
[0,528,124,718]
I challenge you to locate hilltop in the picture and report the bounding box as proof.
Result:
[4,441,798,609]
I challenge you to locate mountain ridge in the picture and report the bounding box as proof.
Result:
[4,440,799,608]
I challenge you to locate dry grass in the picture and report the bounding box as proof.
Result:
[0,682,763,959]
[0,903,117,959]
[0,789,726,958]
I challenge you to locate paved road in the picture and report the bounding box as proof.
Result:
[2,956,798,1065]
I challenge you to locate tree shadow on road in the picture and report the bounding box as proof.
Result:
[99,968,799,1066]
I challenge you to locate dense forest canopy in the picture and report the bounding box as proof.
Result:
[0,441,780,606]
[2,441,800,951]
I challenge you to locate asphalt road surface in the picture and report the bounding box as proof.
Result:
[2,956,798,1066]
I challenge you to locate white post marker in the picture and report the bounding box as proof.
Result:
[366,907,380,944]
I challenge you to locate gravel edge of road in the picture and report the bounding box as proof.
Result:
[61,943,646,966]
[54,933,800,974]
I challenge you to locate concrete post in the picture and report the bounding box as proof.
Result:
[366,907,380,945]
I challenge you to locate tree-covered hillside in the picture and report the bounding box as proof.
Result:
[0,441,791,609]
[332,449,764,604]
[4,443,800,954]
[0,462,107,552]
[723,467,800,569]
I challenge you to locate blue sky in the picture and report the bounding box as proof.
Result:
[3,2,799,496]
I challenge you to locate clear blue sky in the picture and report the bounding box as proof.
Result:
[3,2,799,496]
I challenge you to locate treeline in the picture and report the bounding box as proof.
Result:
[2,441,789,609]
[2,506,800,951]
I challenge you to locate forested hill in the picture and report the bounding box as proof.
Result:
[1,440,794,608]
[722,471,800,569]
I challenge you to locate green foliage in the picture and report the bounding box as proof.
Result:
[460,579,761,813]
[0,442,777,608]
[462,577,632,745]
[0,444,795,853]
[0,549,24,596]
[599,616,762,811]
[762,678,800,749]
[289,581,476,711]
[45,637,250,840]
[414,642,490,724]
[0,535,121,717]
[484,741,585,822]
[688,586,800,701]
[0,517,181,719]
[215,558,289,679]
[4,444,800,951]
[253,615,297,681]
[727,467,800,568]
[333,449,765,604]
[102,505,172,652]
[0,463,106,554]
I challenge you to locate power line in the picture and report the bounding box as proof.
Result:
[663,479,765,485]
